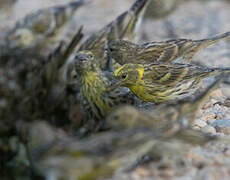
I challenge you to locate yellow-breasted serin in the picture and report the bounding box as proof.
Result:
[114,62,229,103]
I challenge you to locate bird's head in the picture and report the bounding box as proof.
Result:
[74,50,99,75]
[114,63,144,87]
[107,40,136,64]
[7,28,35,49]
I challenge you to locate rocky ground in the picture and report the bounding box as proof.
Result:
[1,0,230,179]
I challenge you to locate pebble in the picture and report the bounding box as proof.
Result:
[207,119,216,125]
[193,120,207,128]
[202,102,212,109]
[220,84,230,98]
[210,89,224,99]
[224,149,230,158]
[210,119,230,134]
[186,150,205,162]
[135,167,152,178]
[197,167,230,180]
[201,125,216,134]
[159,169,175,178]
[201,113,216,122]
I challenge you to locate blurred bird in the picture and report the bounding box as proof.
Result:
[74,50,137,133]
[0,0,17,22]
[143,0,181,20]
[142,0,183,37]
[0,0,17,10]
[26,122,158,180]
[27,121,215,180]
[107,31,230,67]
[7,0,85,50]
[114,62,230,103]
[79,0,151,69]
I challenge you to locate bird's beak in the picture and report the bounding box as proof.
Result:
[108,79,122,91]
[75,54,88,66]
[105,46,114,72]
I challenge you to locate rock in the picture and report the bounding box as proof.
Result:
[197,167,230,180]
[220,83,230,98]
[193,120,207,128]
[207,119,216,125]
[186,150,205,162]
[210,119,230,134]
[201,125,216,134]
[224,148,230,158]
[201,113,216,122]
[159,169,175,178]
[193,126,201,131]
[135,167,152,178]
[210,119,230,127]
[215,132,225,137]
[216,112,224,120]
[209,89,224,99]
[202,101,212,109]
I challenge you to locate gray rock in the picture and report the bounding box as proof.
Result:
[210,119,230,134]
[201,125,216,134]
[210,119,230,127]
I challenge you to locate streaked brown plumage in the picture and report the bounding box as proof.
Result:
[114,62,230,103]
[108,31,230,66]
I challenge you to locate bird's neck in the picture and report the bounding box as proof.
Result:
[79,69,112,119]
[80,70,108,97]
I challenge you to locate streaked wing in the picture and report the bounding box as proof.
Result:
[143,63,212,86]
[137,39,189,63]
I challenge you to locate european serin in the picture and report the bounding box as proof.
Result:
[79,0,150,69]
[114,62,230,103]
[107,31,230,66]
[7,0,85,50]
[74,50,136,132]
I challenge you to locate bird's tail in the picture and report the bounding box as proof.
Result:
[182,31,230,60]
[111,0,150,41]
[190,31,230,55]
[196,31,230,47]
[211,67,230,77]
[68,0,86,12]
[190,76,222,119]
[130,0,150,16]
[55,0,86,27]
[172,128,217,145]
[169,76,222,127]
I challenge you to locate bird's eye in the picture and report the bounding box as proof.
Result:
[15,34,21,40]
[88,54,93,59]
[121,73,127,79]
